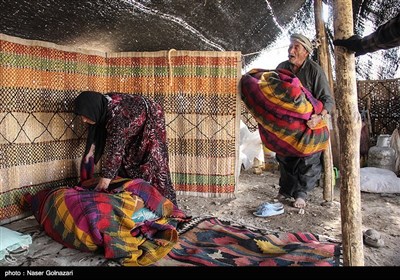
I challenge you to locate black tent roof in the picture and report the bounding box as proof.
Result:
[0,0,399,78]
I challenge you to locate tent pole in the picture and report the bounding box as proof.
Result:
[314,0,335,202]
[333,0,365,266]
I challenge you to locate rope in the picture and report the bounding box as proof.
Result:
[168,49,176,87]
[242,51,262,57]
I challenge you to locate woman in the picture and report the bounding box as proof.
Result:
[74,91,177,205]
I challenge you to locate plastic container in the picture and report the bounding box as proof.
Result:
[367,134,396,172]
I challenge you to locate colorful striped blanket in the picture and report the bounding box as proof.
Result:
[240,68,329,157]
[24,175,190,266]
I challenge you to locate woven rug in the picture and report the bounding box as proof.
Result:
[154,217,341,266]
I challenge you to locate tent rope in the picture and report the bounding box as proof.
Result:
[168,48,176,87]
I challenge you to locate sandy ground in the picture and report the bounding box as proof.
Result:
[1,168,399,267]
[177,168,400,266]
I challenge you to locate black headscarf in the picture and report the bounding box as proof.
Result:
[74,91,108,164]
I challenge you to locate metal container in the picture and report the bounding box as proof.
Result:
[368,134,396,171]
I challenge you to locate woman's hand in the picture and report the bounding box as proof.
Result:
[94,177,112,191]
[84,144,95,163]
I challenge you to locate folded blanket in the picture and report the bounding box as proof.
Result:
[23,157,190,267]
[23,178,189,266]
[240,68,329,157]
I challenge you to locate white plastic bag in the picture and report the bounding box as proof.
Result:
[0,226,32,261]
[239,120,264,170]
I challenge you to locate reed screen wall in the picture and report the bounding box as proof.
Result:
[0,34,242,224]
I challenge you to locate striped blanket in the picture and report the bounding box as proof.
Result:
[240,69,329,157]
[24,177,190,266]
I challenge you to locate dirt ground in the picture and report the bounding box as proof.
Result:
[177,168,400,266]
[1,168,398,268]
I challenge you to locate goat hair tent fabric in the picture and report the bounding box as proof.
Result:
[0,33,241,224]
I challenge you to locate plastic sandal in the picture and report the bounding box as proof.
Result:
[256,202,283,212]
[253,202,284,217]
[363,229,384,248]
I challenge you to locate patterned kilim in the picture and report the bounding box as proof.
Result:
[0,33,242,224]
[154,217,342,266]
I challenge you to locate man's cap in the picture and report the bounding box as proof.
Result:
[290,33,313,53]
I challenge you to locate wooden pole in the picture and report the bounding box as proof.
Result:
[314,0,334,202]
[314,0,341,167]
[332,0,364,266]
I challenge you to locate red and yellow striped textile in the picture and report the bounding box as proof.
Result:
[240,69,329,157]
[25,177,190,266]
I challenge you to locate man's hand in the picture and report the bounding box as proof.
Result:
[307,114,323,129]
[333,35,366,56]
[94,177,112,192]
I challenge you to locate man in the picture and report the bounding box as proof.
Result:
[275,34,335,209]
[333,13,400,56]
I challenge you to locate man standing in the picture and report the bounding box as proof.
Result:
[275,34,335,209]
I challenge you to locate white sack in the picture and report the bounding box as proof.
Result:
[360,167,400,193]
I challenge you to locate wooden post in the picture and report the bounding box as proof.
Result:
[314,0,341,167]
[366,97,373,138]
[333,0,365,266]
[314,0,334,202]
